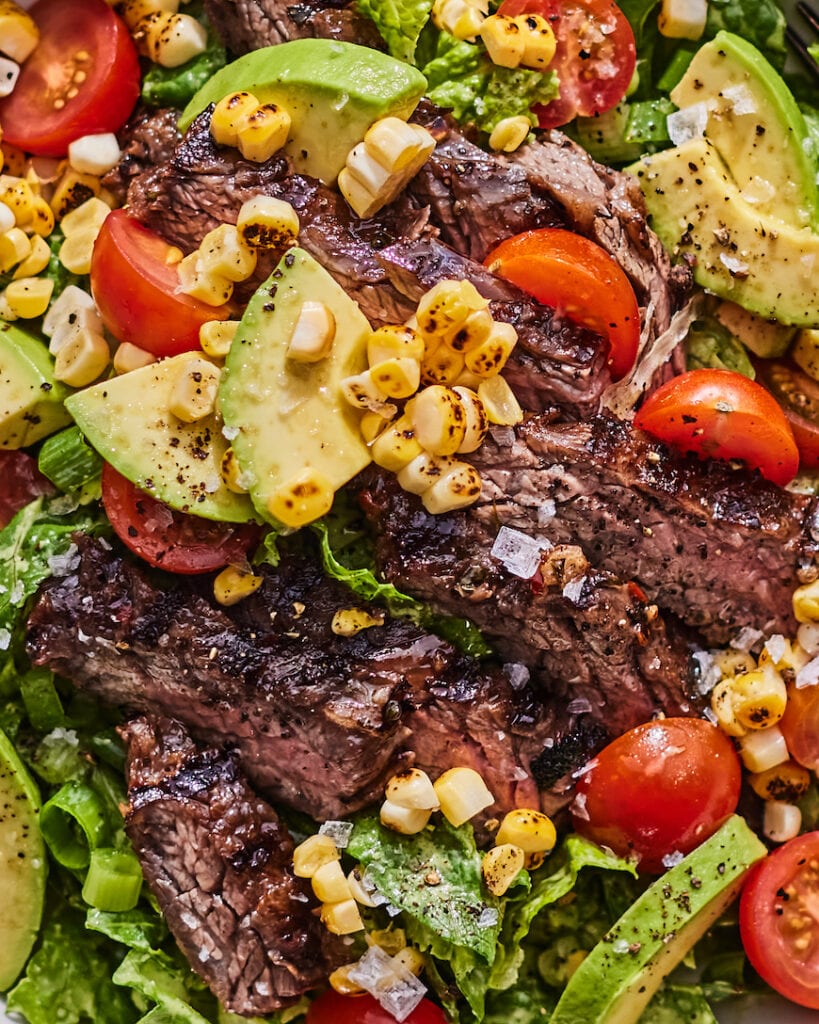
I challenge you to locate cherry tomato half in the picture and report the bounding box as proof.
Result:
[571,718,742,874]
[740,832,819,1010]
[306,991,448,1024]
[0,0,140,157]
[498,0,636,129]
[752,358,819,472]
[0,451,55,529]
[633,369,800,487]
[101,463,259,575]
[485,227,640,379]
[91,210,231,357]
[780,682,819,773]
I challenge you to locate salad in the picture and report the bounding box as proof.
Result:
[0,0,818,1022]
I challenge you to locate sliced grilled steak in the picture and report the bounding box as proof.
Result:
[203,0,384,52]
[102,106,181,206]
[122,715,347,1014]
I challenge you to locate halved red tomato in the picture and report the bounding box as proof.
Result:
[0,0,140,157]
[485,227,640,379]
[0,451,55,529]
[780,682,819,772]
[633,369,800,487]
[498,0,636,129]
[740,832,819,1009]
[752,358,819,471]
[306,991,448,1024]
[101,463,259,574]
[91,210,231,357]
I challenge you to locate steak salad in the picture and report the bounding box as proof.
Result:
[0,0,818,1021]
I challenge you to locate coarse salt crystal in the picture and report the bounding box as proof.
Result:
[489,425,515,447]
[491,526,543,579]
[478,907,499,928]
[0,628,11,651]
[348,946,427,1023]
[796,655,819,689]
[319,820,354,848]
[222,424,239,440]
[503,662,530,691]
[722,83,756,115]
[730,626,763,653]
[567,697,593,715]
[562,577,586,603]
[764,634,788,665]
[692,649,720,695]
[719,252,750,276]
[612,939,631,954]
[667,103,709,146]
[661,850,685,869]
[537,499,557,525]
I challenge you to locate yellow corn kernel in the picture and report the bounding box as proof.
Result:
[0,0,40,62]
[4,276,53,318]
[0,176,35,226]
[219,447,249,493]
[728,666,787,731]
[236,195,299,253]
[12,233,50,278]
[0,143,25,178]
[27,195,56,238]
[367,324,424,365]
[453,386,488,454]
[49,170,102,221]
[61,196,111,238]
[113,342,156,375]
[58,228,99,276]
[511,13,557,68]
[431,0,487,39]
[370,414,424,472]
[794,580,819,623]
[367,929,409,956]
[321,899,365,935]
[709,678,746,738]
[168,357,221,422]
[489,115,532,153]
[312,859,353,904]
[370,356,421,399]
[748,760,811,803]
[392,947,425,976]
[338,121,435,219]
[446,309,494,354]
[328,964,365,996]
[0,226,31,272]
[176,252,233,306]
[340,368,395,417]
[364,116,436,174]
[360,409,394,443]
[0,200,12,234]
[293,834,340,878]
[0,293,17,321]
[494,808,556,854]
[287,301,336,363]
[331,607,384,636]
[410,385,467,456]
[759,637,810,675]
[347,867,382,908]
[421,342,465,386]
[380,798,431,835]
[658,0,708,41]
[421,461,483,514]
[397,452,456,495]
[434,767,494,826]
[482,843,525,896]
[212,564,263,606]
[464,321,518,377]
[236,103,292,162]
[119,0,179,29]
[200,319,240,359]
[268,467,334,528]
[479,14,526,68]
[416,279,488,346]
[478,374,523,425]
[336,167,379,220]
[762,800,802,844]
[53,327,110,387]
[385,768,440,811]
[711,648,757,678]
[210,91,261,148]
[196,223,257,282]
[134,11,208,67]
[738,725,789,774]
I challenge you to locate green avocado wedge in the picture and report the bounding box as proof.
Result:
[549,815,766,1024]
[179,39,427,184]
[0,323,71,449]
[0,727,46,991]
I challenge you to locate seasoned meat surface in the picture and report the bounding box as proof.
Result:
[102,106,181,206]
[122,715,346,1014]
[203,0,384,51]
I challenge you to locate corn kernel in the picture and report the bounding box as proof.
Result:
[119,0,179,29]
[416,279,488,346]
[710,678,746,738]
[0,144,25,177]
[748,760,811,803]
[200,319,240,359]
[176,251,233,305]
[364,116,436,174]
[168,357,221,422]
[0,200,13,234]
[331,608,384,636]
[421,342,465,386]
[0,293,17,320]
[113,342,156,375]
[453,386,488,454]
[482,843,525,896]
[0,176,35,226]
[380,798,431,835]
[478,374,523,425]
[329,964,365,996]
[312,860,353,903]
[292,834,339,878]
[236,103,291,163]
[134,11,207,68]
[360,409,394,443]
[431,0,488,39]
[447,309,494,354]
[368,324,425,365]
[410,385,467,456]
[339,120,435,218]
[268,467,335,528]
[27,195,56,237]
[739,725,789,774]
[711,648,757,678]
[367,929,408,956]
[340,368,396,417]
[61,196,111,238]
[489,115,532,153]
[347,867,381,908]
[480,14,526,68]
[220,446,250,493]
[54,327,110,387]
[4,276,53,318]
[512,13,557,68]
[42,284,101,352]
[213,564,264,606]
[369,414,423,471]
[762,800,802,844]
[287,301,336,363]
[385,768,440,811]
[397,452,456,495]
[0,226,30,272]
[421,461,483,514]
[68,133,122,177]
[12,233,50,278]
[434,766,494,826]
[49,170,102,221]
[392,947,425,976]
[729,665,787,731]
[197,223,257,282]
[370,356,421,399]
[321,899,365,935]
[464,321,518,377]
[495,808,557,854]
[794,580,819,623]
[236,195,299,254]
[58,228,99,276]
[0,0,40,62]
[658,0,708,40]
[210,90,260,148]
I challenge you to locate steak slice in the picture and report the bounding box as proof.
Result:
[470,415,819,644]
[203,0,384,51]
[102,106,182,206]
[122,715,347,1014]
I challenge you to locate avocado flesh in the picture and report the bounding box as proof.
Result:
[65,354,256,523]
[219,248,372,526]
[179,39,428,185]
[0,324,72,449]
[0,727,46,991]
[549,815,766,1024]
[671,31,819,230]
[633,138,819,326]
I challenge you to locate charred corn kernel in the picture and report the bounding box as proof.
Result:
[370,356,421,399]
[49,170,101,221]
[197,223,257,282]
[119,0,179,28]
[421,342,465,386]
[210,91,260,147]
[729,665,787,731]
[339,122,435,218]
[268,467,334,528]
[380,798,431,835]
[360,409,394,443]
[286,301,336,363]
[709,678,746,738]
[68,134,122,177]
[12,233,49,278]
[4,276,53,318]
[794,580,819,623]
[0,201,13,234]
[446,309,494,354]
[321,899,364,935]
[385,768,440,811]
[495,808,557,854]
[482,843,524,896]
[712,648,757,678]
[0,0,39,62]
[200,319,240,359]
[329,964,365,996]
[416,279,488,346]
[464,321,518,377]
[236,103,291,162]
[410,385,466,456]
[397,452,456,495]
[347,867,380,908]
[479,14,526,68]
[748,760,811,803]
[0,143,25,177]
[134,11,208,67]
[213,565,264,606]
[0,176,35,226]
[340,368,394,414]
[739,725,789,774]
[367,324,424,365]
[58,229,99,276]
[478,374,523,425]
[61,196,110,238]
[177,252,233,305]
[220,447,250,493]
[42,284,100,351]
[512,13,557,68]
[421,461,482,514]
[0,56,18,98]
[434,766,494,826]
[363,116,435,174]
[113,342,156,374]
[453,386,488,453]
[431,0,487,39]
[293,834,339,878]
[54,327,110,386]
[525,851,547,871]
[658,0,707,40]
[759,636,810,675]
[489,115,532,153]
[312,860,353,903]
[331,607,384,636]
[0,226,30,271]
[370,414,423,471]
[236,195,299,253]
[393,948,425,976]
[27,195,55,237]
[169,358,221,422]
[763,800,802,844]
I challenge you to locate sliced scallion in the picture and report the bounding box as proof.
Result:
[37,425,102,491]
[81,847,143,912]
[20,667,65,731]
[40,781,110,870]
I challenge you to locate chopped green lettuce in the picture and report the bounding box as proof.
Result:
[356,0,434,63]
[704,0,786,66]
[142,25,226,108]
[641,985,719,1024]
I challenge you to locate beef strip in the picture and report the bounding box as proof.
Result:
[122,714,347,1014]
[203,0,384,52]
[102,106,182,206]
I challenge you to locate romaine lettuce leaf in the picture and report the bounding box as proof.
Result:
[641,985,719,1024]
[356,0,434,63]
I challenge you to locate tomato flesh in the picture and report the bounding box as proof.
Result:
[780,682,819,773]
[0,451,55,529]
[571,718,742,873]
[101,463,259,574]
[91,210,231,357]
[633,369,800,487]
[0,0,139,157]
[740,833,819,1010]
[752,358,819,472]
[486,228,640,379]
[306,991,448,1024]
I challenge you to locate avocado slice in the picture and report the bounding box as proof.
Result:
[219,248,372,527]
[633,138,819,325]
[0,727,46,991]
[0,323,72,449]
[179,39,428,185]
[65,355,256,524]
[549,815,766,1024]
[671,32,819,230]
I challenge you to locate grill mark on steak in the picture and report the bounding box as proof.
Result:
[122,715,347,1014]
[203,0,384,52]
